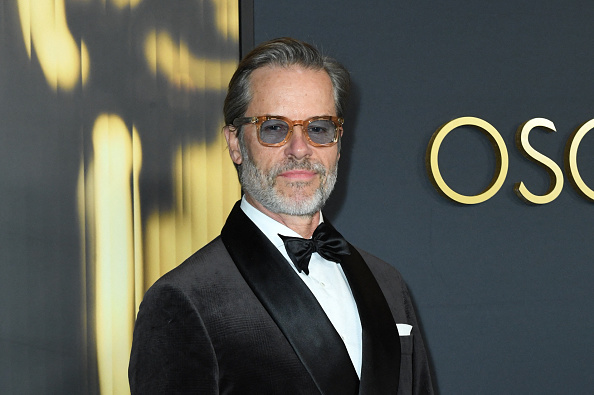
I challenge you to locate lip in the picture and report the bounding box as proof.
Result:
[279,170,317,180]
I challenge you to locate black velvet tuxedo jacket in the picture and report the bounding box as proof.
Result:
[129,202,434,394]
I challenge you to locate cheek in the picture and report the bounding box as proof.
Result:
[241,134,263,162]
[323,149,340,167]
[247,147,278,173]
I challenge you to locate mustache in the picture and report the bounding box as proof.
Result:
[269,158,327,178]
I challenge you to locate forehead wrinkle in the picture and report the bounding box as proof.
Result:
[246,66,335,120]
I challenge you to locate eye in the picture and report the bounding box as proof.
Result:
[309,126,327,134]
[308,120,334,134]
[261,120,289,133]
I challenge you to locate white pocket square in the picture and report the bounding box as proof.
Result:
[396,323,412,336]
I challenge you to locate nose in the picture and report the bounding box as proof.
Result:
[284,124,313,159]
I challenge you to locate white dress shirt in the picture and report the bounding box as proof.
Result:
[240,197,363,377]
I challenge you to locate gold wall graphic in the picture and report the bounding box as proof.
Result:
[17,0,90,90]
[143,134,239,290]
[82,114,139,394]
[11,0,241,393]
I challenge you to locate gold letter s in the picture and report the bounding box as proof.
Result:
[514,118,564,204]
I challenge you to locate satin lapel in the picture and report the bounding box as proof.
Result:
[340,244,401,395]
[221,203,359,395]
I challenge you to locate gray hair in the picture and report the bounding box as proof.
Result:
[223,37,350,126]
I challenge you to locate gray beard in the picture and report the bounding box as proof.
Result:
[238,152,338,217]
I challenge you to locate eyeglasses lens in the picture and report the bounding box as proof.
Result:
[307,120,336,145]
[260,119,290,144]
[259,119,336,145]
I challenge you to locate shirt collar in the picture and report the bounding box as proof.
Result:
[240,196,323,249]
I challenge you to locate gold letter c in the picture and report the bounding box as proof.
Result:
[565,119,594,201]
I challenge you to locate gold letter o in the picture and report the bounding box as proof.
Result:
[426,117,509,204]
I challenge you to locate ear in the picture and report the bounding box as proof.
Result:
[224,125,243,165]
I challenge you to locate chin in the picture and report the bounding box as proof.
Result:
[272,189,326,216]
[278,187,318,202]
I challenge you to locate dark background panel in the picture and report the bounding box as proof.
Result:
[0,0,237,393]
[254,1,594,393]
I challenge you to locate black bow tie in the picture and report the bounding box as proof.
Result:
[279,222,351,275]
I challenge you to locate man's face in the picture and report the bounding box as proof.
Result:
[228,65,341,217]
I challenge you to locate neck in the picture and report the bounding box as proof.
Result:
[245,194,320,238]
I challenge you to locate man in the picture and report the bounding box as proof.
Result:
[129,37,434,394]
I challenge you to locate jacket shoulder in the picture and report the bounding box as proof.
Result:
[151,236,232,287]
[355,247,406,284]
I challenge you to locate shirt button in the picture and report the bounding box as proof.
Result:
[320,282,325,287]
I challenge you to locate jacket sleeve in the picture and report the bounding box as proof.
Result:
[360,249,435,395]
[128,283,218,394]
[401,278,435,395]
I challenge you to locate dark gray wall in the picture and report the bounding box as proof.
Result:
[254,1,594,394]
